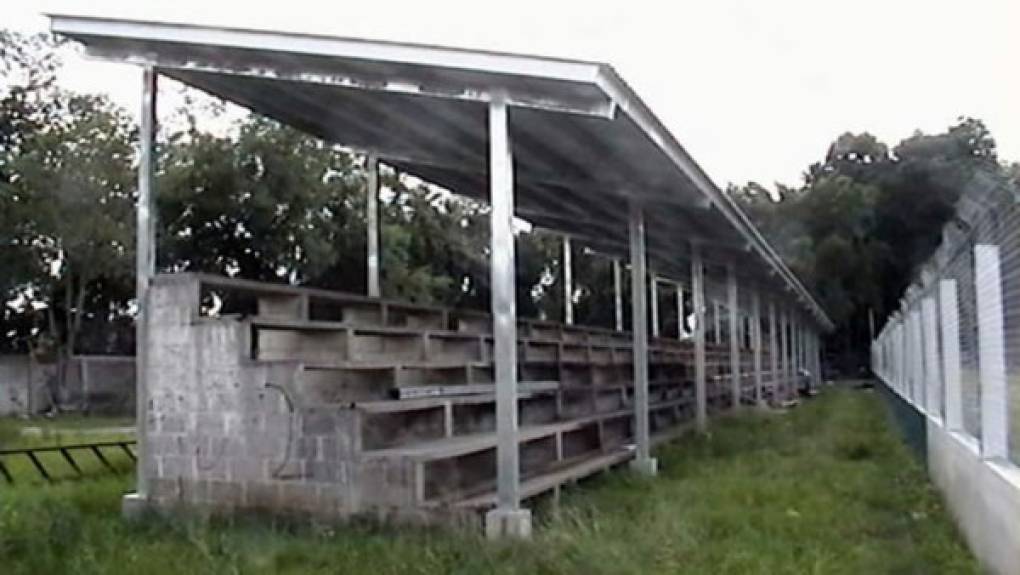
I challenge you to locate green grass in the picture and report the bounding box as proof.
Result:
[0,416,135,484]
[0,388,978,574]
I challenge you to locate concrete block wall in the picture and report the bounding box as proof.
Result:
[144,279,364,517]
[0,355,134,416]
[0,355,53,416]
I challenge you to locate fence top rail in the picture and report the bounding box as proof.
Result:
[0,440,136,456]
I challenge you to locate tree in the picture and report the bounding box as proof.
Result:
[730,117,1016,372]
[158,115,361,285]
[2,32,136,408]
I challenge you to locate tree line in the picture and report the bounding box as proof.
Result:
[3,30,1018,381]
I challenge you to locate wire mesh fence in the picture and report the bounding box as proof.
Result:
[872,176,1020,465]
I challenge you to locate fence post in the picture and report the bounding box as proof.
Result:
[910,306,925,409]
[922,297,942,419]
[975,244,1008,459]
[939,280,963,431]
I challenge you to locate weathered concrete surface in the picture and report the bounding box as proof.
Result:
[129,274,746,525]
[0,355,134,416]
[139,279,356,517]
[0,355,51,416]
[927,421,1020,575]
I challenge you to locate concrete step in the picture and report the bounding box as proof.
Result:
[445,448,636,509]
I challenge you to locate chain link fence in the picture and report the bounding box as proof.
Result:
[872,174,1020,465]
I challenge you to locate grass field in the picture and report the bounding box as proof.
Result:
[0,388,978,574]
[0,416,135,484]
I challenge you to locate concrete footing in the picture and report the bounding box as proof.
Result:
[629,456,658,476]
[121,492,148,520]
[484,507,533,539]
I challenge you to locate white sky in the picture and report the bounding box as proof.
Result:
[5,0,1019,189]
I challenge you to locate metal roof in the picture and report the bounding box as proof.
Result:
[49,14,833,330]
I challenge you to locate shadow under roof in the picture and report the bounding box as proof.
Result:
[49,14,832,329]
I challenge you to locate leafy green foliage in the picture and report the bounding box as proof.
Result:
[731,118,1016,370]
[1,32,135,364]
[158,116,361,285]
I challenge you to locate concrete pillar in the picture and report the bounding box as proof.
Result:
[909,306,924,408]
[628,202,656,475]
[922,296,942,418]
[485,93,530,538]
[975,244,1008,459]
[940,279,963,431]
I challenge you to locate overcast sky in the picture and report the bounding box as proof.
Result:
[6,0,1018,189]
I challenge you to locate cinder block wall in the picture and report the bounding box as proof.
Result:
[144,279,362,516]
[0,355,54,416]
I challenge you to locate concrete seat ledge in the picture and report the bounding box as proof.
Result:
[445,421,699,511]
[446,448,636,509]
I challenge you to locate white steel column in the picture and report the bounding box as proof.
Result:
[366,152,381,298]
[650,275,660,338]
[727,264,740,409]
[676,284,685,338]
[752,288,763,404]
[692,244,707,431]
[134,66,157,501]
[769,299,778,401]
[787,314,795,395]
[562,235,573,325]
[975,244,1008,459]
[922,296,943,418]
[629,202,656,474]
[713,301,722,345]
[940,279,963,430]
[813,329,822,387]
[779,308,789,400]
[485,94,530,538]
[613,259,623,332]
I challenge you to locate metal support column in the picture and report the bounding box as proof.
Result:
[752,288,763,405]
[713,301,722,345]
[727,263,740,409]
[779,308,790,401]
[629,202,656,475]
[485,93,530,538]
[650,275,660,338]
[563,235,573,325]
[793,317,801,394]
[613,259,623,332]
[366,152,380,297]
[676,284,685,338]
[769,299,778,402]
[692,243,707,431]
[133,66,157,502]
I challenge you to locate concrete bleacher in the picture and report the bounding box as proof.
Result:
[140,273,750,524]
